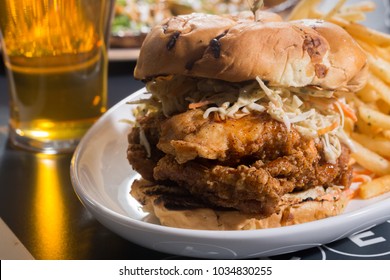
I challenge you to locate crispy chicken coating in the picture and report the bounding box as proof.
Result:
[128,109,352,215]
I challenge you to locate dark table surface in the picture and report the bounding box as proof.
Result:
[1,1,390,260]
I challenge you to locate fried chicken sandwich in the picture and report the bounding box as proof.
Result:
[127,11,368,230]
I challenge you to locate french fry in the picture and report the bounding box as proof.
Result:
[356,84,379,103]
[329,17,390,47]
[358,175,390,199]
[351,140,390,176]
[343,117,355,133]
[382,130,390,140]
[335,11,366,22]
[357,114,384,135]
[355,116,376,135]
[341,1,376,13]
[376,99,390,115]
[351,132,390,157]
[288,0,321,20]
[367,73,390,106]
[356,39,390,61]
[376,46,390,61]
[323,0,347,19]
[358,106,390,130]
[333,2,374,23]
[367,54,390,84]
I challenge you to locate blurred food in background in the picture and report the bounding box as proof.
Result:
[110,0,295,48]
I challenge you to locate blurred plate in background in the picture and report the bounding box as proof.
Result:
[109,0,299,49]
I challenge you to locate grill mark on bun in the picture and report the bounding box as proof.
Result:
[315,64,328,78]
[301,33,330,78]
[154,194,235,211]
[162,23,168,33]
[166,31,181,50]
[303,36,323,63]
[155,194,207,210]
[209,39,221,58]
[185,60,196,70]
[209,30,228,59]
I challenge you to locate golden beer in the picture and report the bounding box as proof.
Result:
[0,0,114,153]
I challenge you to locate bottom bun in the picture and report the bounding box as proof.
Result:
[130,179,351,230]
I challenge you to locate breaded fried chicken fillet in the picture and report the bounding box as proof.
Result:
[157,109,301,164]
[128,108,352,215]
[152,112,352,215]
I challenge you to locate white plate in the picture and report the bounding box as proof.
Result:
[71,88,390,259]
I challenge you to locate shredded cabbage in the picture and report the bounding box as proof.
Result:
[139,127,151,158]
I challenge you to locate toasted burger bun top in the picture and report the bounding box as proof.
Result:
[134,12,367,92]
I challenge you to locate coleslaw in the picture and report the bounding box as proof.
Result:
[141,75,356,164]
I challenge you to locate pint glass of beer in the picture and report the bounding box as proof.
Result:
[0,0,114,153]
